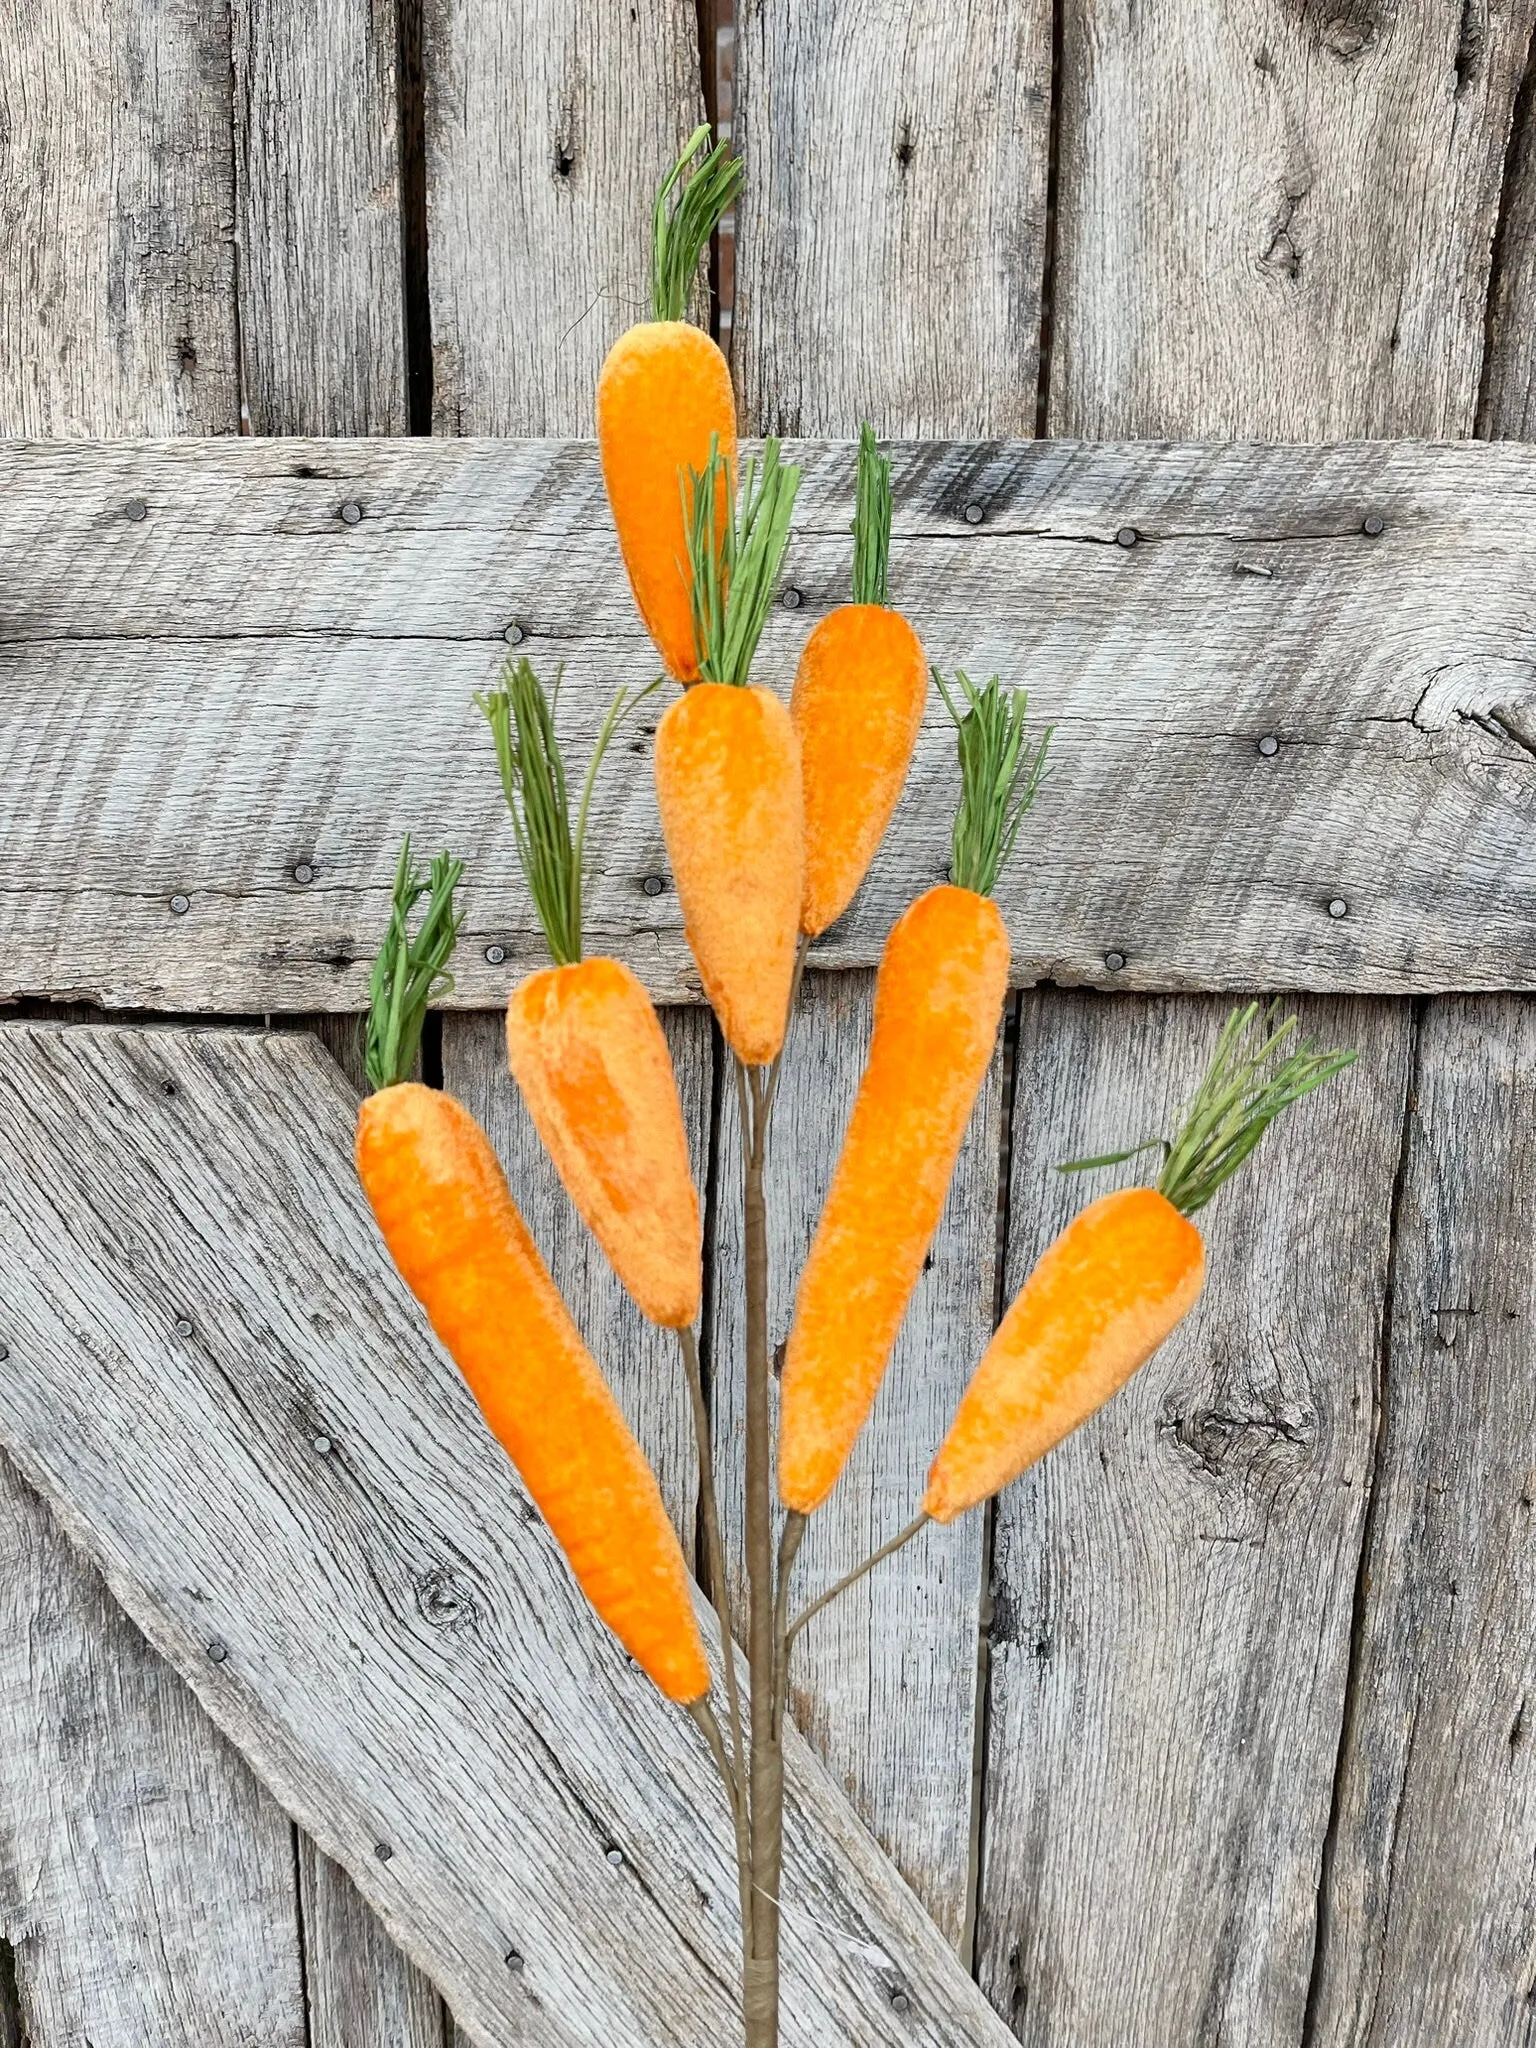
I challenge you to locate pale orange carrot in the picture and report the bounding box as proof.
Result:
[356,846,708,1702]
[597,126,739,684]
[479,660,701,1327]
[777,675,1050,1514]
[923,1002,1356,1521]
[792,425,927,936]
[654,439,805,1066]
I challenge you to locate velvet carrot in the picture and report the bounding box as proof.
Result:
[654,437,805,1065]
[792,424,927,936]
[923,1003,1356,1521]
[597,126,740,685]
[478,658,703,1329]
[355,842,709,1703]
[777,674,1051,1515]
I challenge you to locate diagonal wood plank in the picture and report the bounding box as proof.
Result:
[0,1020,1013,2048]
[4,437,1536,1014]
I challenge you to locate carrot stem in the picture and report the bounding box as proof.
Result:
[686,1695,753,1950]
[738,1056,777,2022]
[758,930,811,1135]
[785,1513,929,1645]
[677,1327,747,1811]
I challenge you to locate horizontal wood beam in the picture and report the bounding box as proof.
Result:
[0,1021,1010,2048]
[2,435,1534,1009]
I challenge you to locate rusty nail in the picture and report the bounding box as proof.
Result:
[293,862,315,885]
[207,1638,229,1663]
[123,498,148,523]
[1258,735,1279,756]
[642,874,665,897]
[963,501,985,525]
[169,893,190,915]
[781,586,803,609]
[339,500,364,525]
[503,620,526,645]
[374,1842,394,1862]
[485,944,507,965]
[1116,526,1139,548]
[1362,514,1385,537]
[1328,898,1349,919]
[1104,950,1127,972]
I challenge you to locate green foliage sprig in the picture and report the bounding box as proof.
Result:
[651,124,742,325]
[683,435,802,686]
[936,669,1052,897]
[364,837,465,1093]
[850,421,892,607]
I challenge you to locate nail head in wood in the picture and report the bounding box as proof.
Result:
[505,1948,525,1972]
[963,501,985,524]
[338,501,364,526]
[641,874,666,897]
[503,620,526,645]
[484,944,506,964]
[781,585,803,609]
[891,1989,912,2013]
[1258,735,1279,756]
[1104,950,1127,971]
[1328,898,1349,919]
[293,862,315,885]
[123,497,148,522]
[1362,514,1385,536]
[1116,526,1139,548]
[175,1316,195,1337]
[374,1841,394,1862]
[169,893,190,915]
[207,1638,228,1663]
[312,1434,333,1456]
[0,1343,9,1362]
[605,1845,625,1867]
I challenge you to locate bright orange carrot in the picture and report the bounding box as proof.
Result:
[923,1002,1356,1521]
[597,127,739,684]
[777,675,1050,1514]
[356,846,708,1703]
[479,661,701,1327]
[654,439,805,1066]
[793,425,927,936]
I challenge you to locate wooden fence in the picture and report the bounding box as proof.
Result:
[2,2,1536,2043]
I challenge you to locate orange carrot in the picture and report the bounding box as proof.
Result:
[480,661,701,1327]
[654,439,805,1066]
[777,675,1050,1514]
[597,127,739,684]
[356,846,708,1702]
[792,425,927,936]
[924,1002,1356,1521]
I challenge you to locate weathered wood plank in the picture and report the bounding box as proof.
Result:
[0,2,240,437]
[298,1836,443,2048]
[732,0,1052,438]
[0,1449,307,2046]
[230,0,407,434]
[0,1020,1013,2048]
[4,436,1536,1011]
[1306,998,1536,2044]
[975,993,1411,2044]
[708,975,1003,1943]
[423,0,704,435]
[1050,1,1535,439]
[442,1007,712,1558]
[1480,43,1536,437]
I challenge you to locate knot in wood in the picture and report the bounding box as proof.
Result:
[413,1565,480,1632]
[1157,1396,1314,1480]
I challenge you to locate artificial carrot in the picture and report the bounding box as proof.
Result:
[777,674,1051,1515]
[478,658,702,1329]
[597,126,740,684]
[792,424,927,936]
[654,439,805,1065]
[923,1003,1356,1521]
[355,843,709,1703]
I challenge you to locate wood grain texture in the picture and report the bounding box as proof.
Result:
[707,974,1003,1943]
[230,0,407,434]
[1051,0,1536,439]
[0,1449,306,2047]
[0,0,239,435]
[1480,37,1536,437]
[1306,998,1536,2046]
[974,993,1411,2045]
[298,1837,443,2048]
[423,0,704,435]
[5,436,1536,1012]
[732,0,1052,438]
[442,1006,713,1558]
[0,1020,1014,2048]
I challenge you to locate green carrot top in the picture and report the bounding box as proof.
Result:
[850,422,892,608]
[650,124,742,325]
[364,837,464,1093]
[683,434,802,686]
[936,669,1052,897]
[476,657,656,969]
[1059,1001,1358,1215]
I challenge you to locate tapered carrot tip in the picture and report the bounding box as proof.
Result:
[793,604,927,936]
[923,1187,1206,1523]
[507,958,702,1328]
[654,682,805,1065]
[597,322,737,685]
[356,1083,710,1702]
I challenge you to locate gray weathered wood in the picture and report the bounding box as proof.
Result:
[0,1019,1014,2048]
[1050,1,1535,440]
[443,1006,713,1558]
[5,436,1536,1013]
[709,974,1003,1944]
[1481,51,1536,438]
[975,993,1412,2044]
[0,0,239,435]
[732,0,1052,439]
[230,0,407,435]
[298,1837,443,2048]
[1306,998,1536,2045]
[423,0,704,436]
[0,1449,306,2046]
